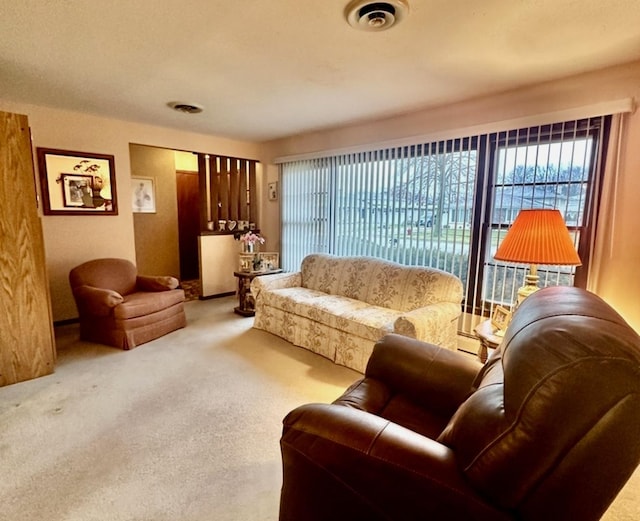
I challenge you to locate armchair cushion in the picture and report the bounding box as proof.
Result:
[113,289,185,320]
[364,333,481,416]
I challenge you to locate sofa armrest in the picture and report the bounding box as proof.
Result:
[394,301,461,341]
[366,334,482,415]
[250,271,301,299]
[73,285,124,316]
[136,275,179,291]
[280,403,504,521]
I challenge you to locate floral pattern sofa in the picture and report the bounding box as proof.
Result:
[251,253,463,373]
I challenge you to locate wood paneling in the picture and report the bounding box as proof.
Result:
[0,111,56,386]
[199,153,258,232]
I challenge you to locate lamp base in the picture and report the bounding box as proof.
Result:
[516,266,540,307]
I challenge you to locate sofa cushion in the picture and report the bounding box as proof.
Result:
[334,306,401,341]
[261,287,328,314]
[264,287,400,342]
[300,253,463,312]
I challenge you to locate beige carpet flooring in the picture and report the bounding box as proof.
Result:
[1,296,638,520]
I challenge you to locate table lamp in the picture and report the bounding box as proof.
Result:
[494,209,582,307]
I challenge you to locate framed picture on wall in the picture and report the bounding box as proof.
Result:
[37,148,118,215]
[131,176,156,213]
[268,181,278,201]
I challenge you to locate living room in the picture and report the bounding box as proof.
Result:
[2,1,640,519]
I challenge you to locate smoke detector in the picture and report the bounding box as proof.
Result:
[345,0,409,32]
[167,101,204,114]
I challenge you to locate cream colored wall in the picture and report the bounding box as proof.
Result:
[130,144,180,278]
[262,60,640,332]
[174,150,199,172]
[0,100,261,322]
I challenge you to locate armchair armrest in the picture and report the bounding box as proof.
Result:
[73,285,124,316]
[366,334,482,415]
[280,403,505,521]
[394,301,461,341]
[136,275,179,292]
[250,271,301,299]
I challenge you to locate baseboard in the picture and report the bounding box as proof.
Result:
[199,291,235,300]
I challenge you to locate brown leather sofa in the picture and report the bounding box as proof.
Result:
[279,286,640,520]
[69,258,186,349]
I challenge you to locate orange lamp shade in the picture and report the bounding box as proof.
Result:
[494,209,582,266]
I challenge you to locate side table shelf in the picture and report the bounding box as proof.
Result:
[233,269,282,317]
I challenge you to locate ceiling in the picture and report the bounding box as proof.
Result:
[1,0,640,143]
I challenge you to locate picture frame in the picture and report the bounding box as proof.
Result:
[37,148,117,215]
[61,174,94,208]
[260,252,279,271]
[491,305,512,336]
[268,181,278,201]
[238,253,255,272]
[131,176,156,213]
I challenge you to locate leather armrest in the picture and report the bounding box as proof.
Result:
[73,285,124,316]
[366,334,482,414]
[281,403,505,520]
[136,275,179,291]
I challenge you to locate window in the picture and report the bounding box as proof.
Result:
[280,116,610,335]
[478,120,602,316]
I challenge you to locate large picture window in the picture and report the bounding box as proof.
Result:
[280,116,610,335]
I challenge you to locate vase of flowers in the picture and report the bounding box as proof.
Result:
[239,231,265,254]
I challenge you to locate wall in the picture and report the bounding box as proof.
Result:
[130,144,180,277]
[262,60,640,332]
[0,100,261,322]
[199,235,238,297]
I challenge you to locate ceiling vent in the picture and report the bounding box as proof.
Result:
[345,0,409,32]
[167,101,204,114]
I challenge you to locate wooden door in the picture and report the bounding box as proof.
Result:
[176,170,201,281]
[0,111,56,386]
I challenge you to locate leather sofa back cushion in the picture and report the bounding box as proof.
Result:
[437,287,640,509]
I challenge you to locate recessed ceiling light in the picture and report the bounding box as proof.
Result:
[345,0,409,32]
[167,101,204,114]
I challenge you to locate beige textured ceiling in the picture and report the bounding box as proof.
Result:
[1,0,639,142]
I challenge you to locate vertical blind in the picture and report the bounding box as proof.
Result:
[280,116,610,335]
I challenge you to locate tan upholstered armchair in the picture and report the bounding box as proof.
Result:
[279,287,640,521]
[69,258,186,349]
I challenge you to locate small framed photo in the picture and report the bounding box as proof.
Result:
[238,253,254,272]
[268,181,278,201]
[131,176,156,213]
[491,305,512,335]
[260,252,279,271]
[37,148,117,215]
[61,174,94,207]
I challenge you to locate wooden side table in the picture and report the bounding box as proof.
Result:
[233,269,282,316]
[474,319,503,363]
